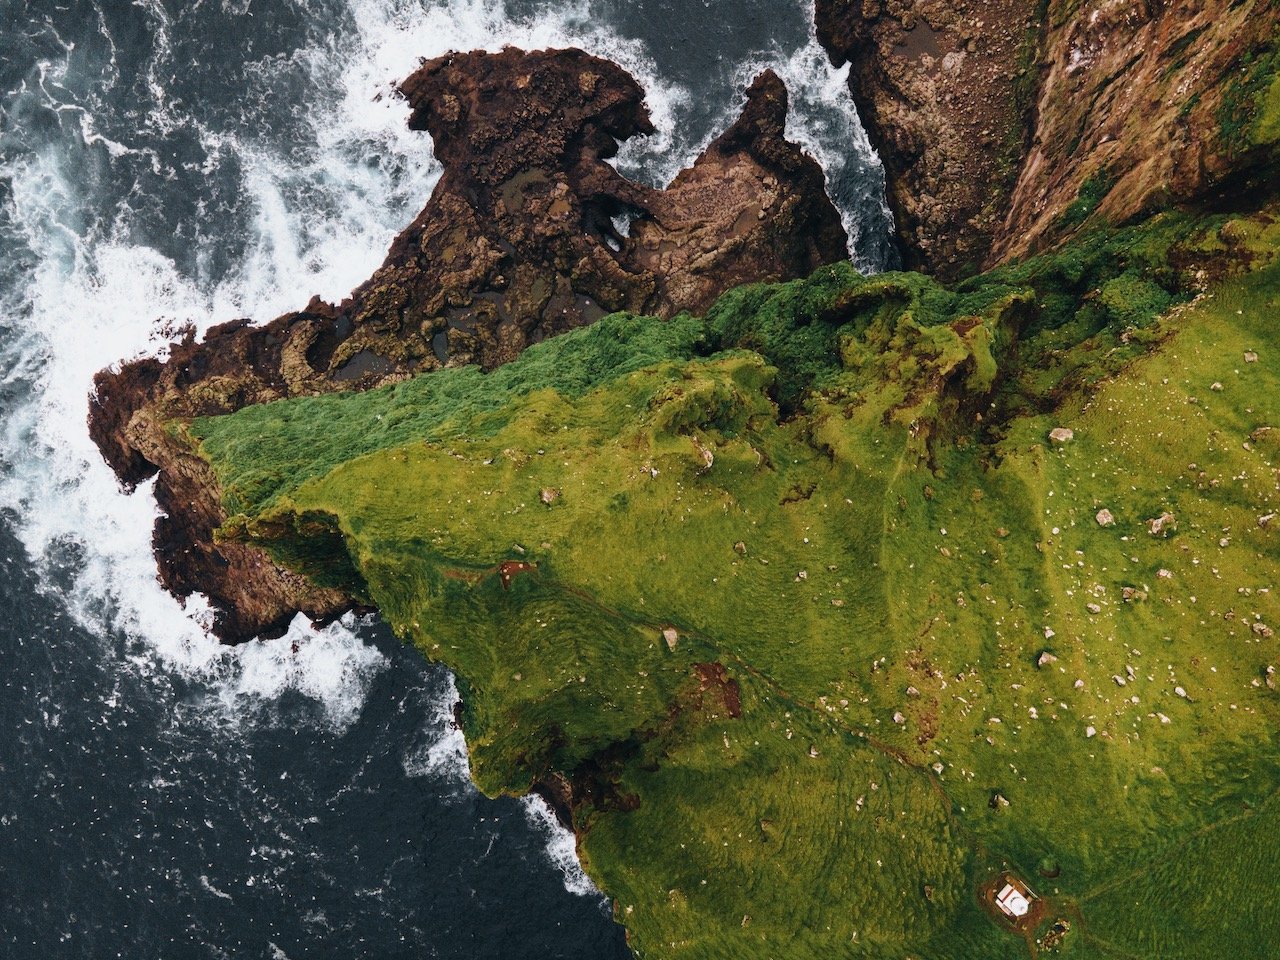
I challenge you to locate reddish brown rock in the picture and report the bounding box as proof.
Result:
[995,0,1280,262]
[88,46,847,642]
[815,0,1040,278]
[625,70,848,314]
[814,0,1280,274]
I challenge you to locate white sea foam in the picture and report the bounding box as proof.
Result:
[522,794,600,897]
[402,671,471,785]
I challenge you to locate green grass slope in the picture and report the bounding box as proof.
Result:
[187,208,1280,958]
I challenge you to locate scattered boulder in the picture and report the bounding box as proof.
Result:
[1048,427,1075,445]
[1147,512,1176,537]
[663,627,679,651]
[1036,651,1059,669]
[1095,508,1115,527]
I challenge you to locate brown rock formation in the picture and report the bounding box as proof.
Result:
[815,0,1040,278]
[995,0,1280,262]
[815,0,1280,273]
[626,70,848,313]
[89,47,847,643]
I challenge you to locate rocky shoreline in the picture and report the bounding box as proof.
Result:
[89,47,845,642]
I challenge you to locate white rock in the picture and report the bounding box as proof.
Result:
[1086,726,1097,738]
[1096,508,1115,527]
[1049,427,1075,444]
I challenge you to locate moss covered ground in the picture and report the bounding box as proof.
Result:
[187,206,1280,958]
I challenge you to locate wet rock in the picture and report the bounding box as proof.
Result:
[813,0,1040,277]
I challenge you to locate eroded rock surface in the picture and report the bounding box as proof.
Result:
[996,0,1280,262]
[88,46,847,641]
[815,0,1040,278]
[815,0,1280,273]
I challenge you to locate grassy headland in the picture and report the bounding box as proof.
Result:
[187,206,1280,958]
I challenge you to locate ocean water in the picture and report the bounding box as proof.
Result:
[0,1,891,956]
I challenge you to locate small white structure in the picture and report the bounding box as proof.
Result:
[995,882,1031,918]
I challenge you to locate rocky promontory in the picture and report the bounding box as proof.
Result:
[89,47,846,641]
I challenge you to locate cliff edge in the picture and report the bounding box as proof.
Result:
[815,0,1280,275]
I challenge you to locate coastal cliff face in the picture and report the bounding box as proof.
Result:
[814,0,1041,277]
[996,0,1280,262]
[88,47,845,641]
[815,0,1280,275]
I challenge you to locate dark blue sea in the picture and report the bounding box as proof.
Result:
[0,1,889,955]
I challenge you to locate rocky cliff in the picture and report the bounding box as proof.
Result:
[88,47,845,641]
[815,0,1280,275]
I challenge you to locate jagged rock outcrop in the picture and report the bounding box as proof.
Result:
[89,46,847,642]
[815,0,1040,278]
[625,70,847,313]
[815,0,1280,274]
